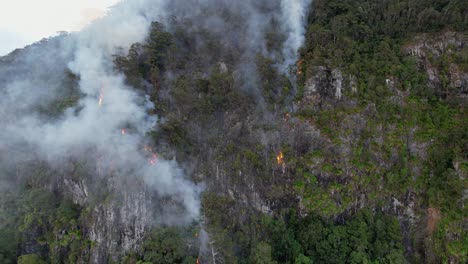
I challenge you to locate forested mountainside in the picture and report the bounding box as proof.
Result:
[0,0,466,263]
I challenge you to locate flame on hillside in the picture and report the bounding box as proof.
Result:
[297,59,304,76]
[149,153,158,165]
[276,151,284,165]
[277,151,286,173]
[143,144,158,165]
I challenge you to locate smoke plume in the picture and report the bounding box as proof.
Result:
[0,0,311,225]
[281,0,312,68]
[0,0,200,223]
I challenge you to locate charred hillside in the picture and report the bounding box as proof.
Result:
[0,0,467,264]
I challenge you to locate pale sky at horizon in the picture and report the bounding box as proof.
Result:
[0,0,121,55]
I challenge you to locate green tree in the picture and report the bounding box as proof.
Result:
[141,228,187,264]
[250,242,278,264]
[17,254,47,264]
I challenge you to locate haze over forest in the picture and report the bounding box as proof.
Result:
[0,0,466,263]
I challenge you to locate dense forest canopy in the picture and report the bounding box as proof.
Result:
[0,0,467,263]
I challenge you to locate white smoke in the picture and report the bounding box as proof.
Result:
[0,0,200,223]
[0,0,312,225]
[280,0,312,69]
[158,0,311,94]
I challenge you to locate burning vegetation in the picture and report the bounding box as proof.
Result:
[297,59,304,76]
[277,151,286,173]
[143,144,158,165]
[276,151,284,165]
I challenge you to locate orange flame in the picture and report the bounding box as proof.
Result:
[297,59,304,76]
[196,257,200,264]
[143,145,158,165]
[121,128,127,135]
[276,151,284,165]
[149,153,158,165]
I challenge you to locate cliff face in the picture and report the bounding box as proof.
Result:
[404,31,467,99]
[150,29,466,263]
[1,1,467,264]
[294,31,467,262]
[72,179,151,263]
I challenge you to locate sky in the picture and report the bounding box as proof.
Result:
[0,0,120,55]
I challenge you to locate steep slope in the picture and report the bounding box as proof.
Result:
[0,0,466,264]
